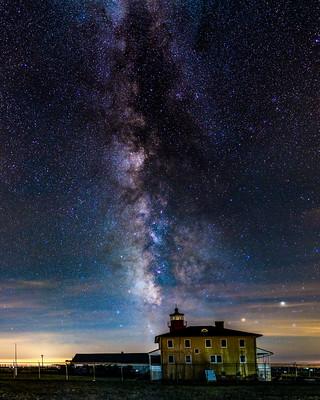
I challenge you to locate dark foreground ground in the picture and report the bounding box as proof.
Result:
[0,380,320,400]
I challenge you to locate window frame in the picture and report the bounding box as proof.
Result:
[167,339,174,349]
[239,339,246,348]
[205,338,212,348]
[216,355,223,363]
[168,355,175,364]
[194,348,200,354]
[240,355,246,364]
[184,338,191,348]
[210,354,223,364]
[185,355,192,364]
[220,338,227,348]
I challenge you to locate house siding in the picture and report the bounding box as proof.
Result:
[160,335,258,380]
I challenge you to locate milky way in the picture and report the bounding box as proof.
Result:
[0,0,319,361]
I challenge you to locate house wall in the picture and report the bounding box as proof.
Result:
[160,335,257,381]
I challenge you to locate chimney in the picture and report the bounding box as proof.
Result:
[215,321,224,329]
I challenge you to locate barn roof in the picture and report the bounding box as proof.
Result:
[155,325,262,342]
[72,353,150,365]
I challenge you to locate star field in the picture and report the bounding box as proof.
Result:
[0,0,319,362]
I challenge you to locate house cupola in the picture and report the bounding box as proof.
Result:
[169,307,187,332]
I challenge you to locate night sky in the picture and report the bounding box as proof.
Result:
[0,0,319,362]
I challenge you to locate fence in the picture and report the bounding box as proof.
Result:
[0,361,148,382]
[162,362,260,381]
[0,361,319,382]
[0,362,70,381]
[271,363,320,381]
[163,363,320,382]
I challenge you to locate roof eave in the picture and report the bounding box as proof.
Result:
[154,330,263,338]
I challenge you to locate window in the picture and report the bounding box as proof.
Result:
[221,339,227,348]
[168,355,175,364]
[205,339,212,348]
[240,355,246,363]
[185,355,192,364]
[210,355,223,364]
[239,339,245,348]
[216,355,223,363]
[194,348,200,354]
[184,339,191,348]
[167,339,174,348]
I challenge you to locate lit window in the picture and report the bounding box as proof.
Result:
[239,339,245,348]
[221,339,227,348]
[184,339,191,348]
[240,355,246,363]
[205,339,212,348]
[168,355,175,364]
[167,339,174,348]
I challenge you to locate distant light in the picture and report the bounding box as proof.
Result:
[241,318,246,322]
[280,301,286,307]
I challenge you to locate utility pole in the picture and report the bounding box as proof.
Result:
[41,354,44,368]
[92,363,96,382]
[65,363,69,381]
[14,343,18,378]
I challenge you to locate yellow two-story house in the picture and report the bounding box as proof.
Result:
[155,308,262,381]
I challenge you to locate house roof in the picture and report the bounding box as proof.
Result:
[155,325,262,342]
[72,353,150,365]
[256,347,274,358]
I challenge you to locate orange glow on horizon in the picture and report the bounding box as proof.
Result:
[0,358,67,365]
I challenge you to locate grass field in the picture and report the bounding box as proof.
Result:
[0,380,319,399]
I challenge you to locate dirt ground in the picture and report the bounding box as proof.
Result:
[0,380,319,400]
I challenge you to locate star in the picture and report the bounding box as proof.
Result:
[0,0,317,363]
